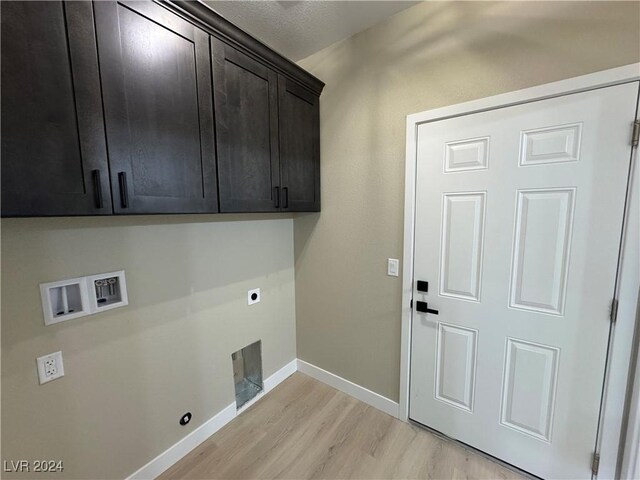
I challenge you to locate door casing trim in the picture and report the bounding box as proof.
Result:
[400,63,640,479]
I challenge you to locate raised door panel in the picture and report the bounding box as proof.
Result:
[500,338,560,442]
[278,75,320,212]
[444,137,490,173]
[94,1,217,214]
[439,192,486,301]
[509,188,576,315]
[435,323,478,412]
[212,38,280,213]
[1,1,111,216]
[519,123,582,166]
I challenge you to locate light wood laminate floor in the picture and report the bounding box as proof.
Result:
[160,372,525,479]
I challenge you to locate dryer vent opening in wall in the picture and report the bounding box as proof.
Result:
[232,341,263,409]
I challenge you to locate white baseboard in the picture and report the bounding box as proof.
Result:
[127,358,398,479]
[126,402,236,480]
[297,359,399,418]
[265,357,298,391]
[126,358,298,480]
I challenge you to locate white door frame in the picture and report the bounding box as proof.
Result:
[400,63,640,478]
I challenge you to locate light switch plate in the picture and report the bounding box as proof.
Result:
[248,288,260,305]
[388,258,399,277]
[36,351,64,384]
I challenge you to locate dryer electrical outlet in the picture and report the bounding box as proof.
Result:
[248,288,260,305]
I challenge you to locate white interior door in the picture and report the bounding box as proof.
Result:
[409,82,639,479]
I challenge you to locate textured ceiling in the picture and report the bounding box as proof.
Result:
[203,1,419,61]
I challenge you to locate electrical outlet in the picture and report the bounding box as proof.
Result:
[248,288,260,305]
[45,358,57,376]
[36,351,64,384]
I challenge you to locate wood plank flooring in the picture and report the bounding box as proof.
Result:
[160,372,525,479]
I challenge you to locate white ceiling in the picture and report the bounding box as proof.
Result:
[203,1,419,61]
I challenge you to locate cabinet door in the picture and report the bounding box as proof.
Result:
[278,75,320,212]
[1,1,112,217]
[94,1,217,214]
[212,38,280,212]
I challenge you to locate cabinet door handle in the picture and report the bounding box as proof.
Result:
[92,170,103,209]
[283,187,289,209]
[274,186,280,208]
[118,172,129,208]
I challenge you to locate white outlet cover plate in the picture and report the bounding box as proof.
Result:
[36,351,64,384]
[248,288,261,305]
[388,258,399,277]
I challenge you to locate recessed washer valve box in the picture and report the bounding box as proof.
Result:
[87,270,128,313]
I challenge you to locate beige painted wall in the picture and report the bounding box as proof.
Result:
[1,216,296,479]
[295,1,640,401]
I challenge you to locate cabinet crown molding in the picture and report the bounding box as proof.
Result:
[164,0,326,96]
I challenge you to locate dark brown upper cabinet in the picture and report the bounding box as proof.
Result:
[278,75,321,212]
[1,1,112,216]
[94,1,217,214]
[212,40,321,213]
[0,1,324,218]
[212,38,280,213]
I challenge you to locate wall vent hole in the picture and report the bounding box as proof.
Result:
[232,340,263,409]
